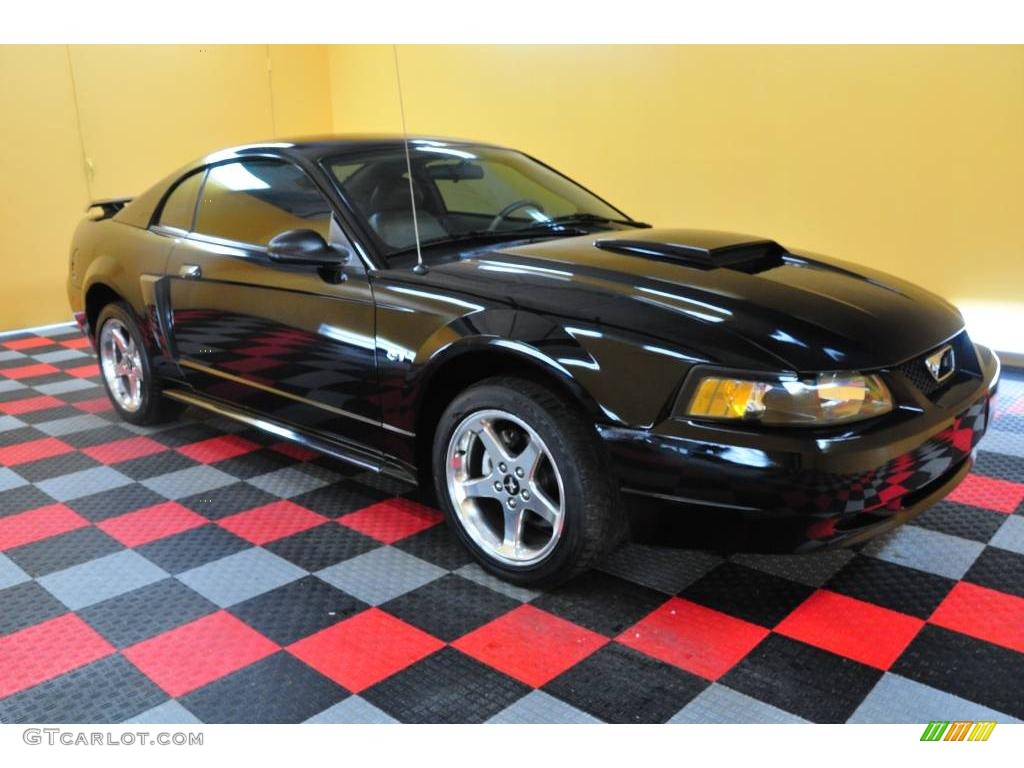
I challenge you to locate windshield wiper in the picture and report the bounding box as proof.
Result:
[540,213,651,229]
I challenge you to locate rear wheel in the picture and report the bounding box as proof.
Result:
[433,377,622,587]
[96,302,181,426]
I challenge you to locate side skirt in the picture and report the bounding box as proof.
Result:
[163,388,417,484]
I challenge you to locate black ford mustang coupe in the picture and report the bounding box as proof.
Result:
[68,136,999,585]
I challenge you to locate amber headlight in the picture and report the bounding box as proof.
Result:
[682,371,893,426]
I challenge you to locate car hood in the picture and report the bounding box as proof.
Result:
[426,228,965,372]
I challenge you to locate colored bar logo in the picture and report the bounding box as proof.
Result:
[920,721,996,741]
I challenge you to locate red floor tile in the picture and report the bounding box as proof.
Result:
[0,436,74,467]
[3,336,54,351]
[81,436,168,465]
[929,582,1024,653]
[177,434,260,463]
[0,503,90,551]
[123,611,278,697]
[73,397,114,414]
[59,337,92,350]
[0,363,60,380]
[774,589,924,670]
[617,597,769,680]
[217,500,327,545]
[452,604,608,687]
[65,363,101,378]
[288,608,443,692]
[0,395,64,416]
[97,501,208,547]
[0,614,114,698]
[947,474,1024,514]
[338,498,443,544]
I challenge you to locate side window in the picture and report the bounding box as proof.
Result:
[193,159,333,246]
[158,171,204,231]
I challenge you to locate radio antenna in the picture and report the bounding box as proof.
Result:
[392,44,427,275]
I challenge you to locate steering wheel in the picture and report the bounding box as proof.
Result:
[488,199,545,231]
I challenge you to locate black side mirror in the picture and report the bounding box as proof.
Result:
[268,229,349,266]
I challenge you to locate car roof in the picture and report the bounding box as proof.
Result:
[206,134,511,163]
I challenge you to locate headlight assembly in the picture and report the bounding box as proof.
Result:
[681,370,893,426]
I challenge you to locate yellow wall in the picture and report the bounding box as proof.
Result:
[2,44,1021,351]
[328,45,1024,352]
[0,44,332,330]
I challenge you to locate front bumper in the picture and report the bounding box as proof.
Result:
[600,344,1000,552]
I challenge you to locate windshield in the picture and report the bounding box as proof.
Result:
[325,143,630,259]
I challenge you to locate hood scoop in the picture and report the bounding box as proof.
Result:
[594,228,786,272]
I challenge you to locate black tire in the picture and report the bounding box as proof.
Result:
[432,376,623,587]
[95,302,183,426]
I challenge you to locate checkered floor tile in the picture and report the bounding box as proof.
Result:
[1,323,1022,723]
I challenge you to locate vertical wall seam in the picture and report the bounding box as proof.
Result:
[266,44,278,138]
[64,45,93,202]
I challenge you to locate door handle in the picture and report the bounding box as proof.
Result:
[179,264,201,279]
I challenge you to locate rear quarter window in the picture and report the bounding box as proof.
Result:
[158,171,204,231]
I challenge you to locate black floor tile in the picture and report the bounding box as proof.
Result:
[381,574,518,642]
[533,570,668,636]
[0,655,166,724]
[0,485,56,518]
[5,527,123,578]
[79,578,218,647]
[229,575,366,646]
[0,581,68,636]
[178,482,280,520]
[911,500,1008,543]
[263,523,378,572]
[680,561,815,628]
[393,524,474,571]
[892,625,1024,720]
[363,647,529,724]
[826,555,956,619]
[135,525,249,574]
[544,643,707,723]
[720,634,882,723]
[963,546,1024,598]
[66,483,168,523]
[181,651,348,723]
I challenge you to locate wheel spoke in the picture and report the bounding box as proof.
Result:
[112,328,128,354]
[528,483,560,525]
[128,371,141,402]
[476,421,514,464]
[461,474,498,500]
[501,506,525,553]
[516,437,543,480]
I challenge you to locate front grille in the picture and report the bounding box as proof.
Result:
[893,331,978,399]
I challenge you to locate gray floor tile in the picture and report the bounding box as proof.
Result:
[669,683,809,724]
[38,550,168,610]
[863,525,985,580]
[0,553,29,590]
[990,515,1024,556]
[35,466,133,502]
[35,414,112,437]
[488,690,601,723]
[849,673,1023,724]
[142,465,237,500]
[177,548,306,607]
[123,700,202,725]
[305,696,397,724]
[317,547,446,605]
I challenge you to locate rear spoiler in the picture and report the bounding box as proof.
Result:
[85,197,133,220]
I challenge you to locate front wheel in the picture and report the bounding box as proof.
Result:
[432,377,622,587]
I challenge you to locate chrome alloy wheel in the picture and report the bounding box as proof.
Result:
[99,318,144,413]
[446,408,565,566]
